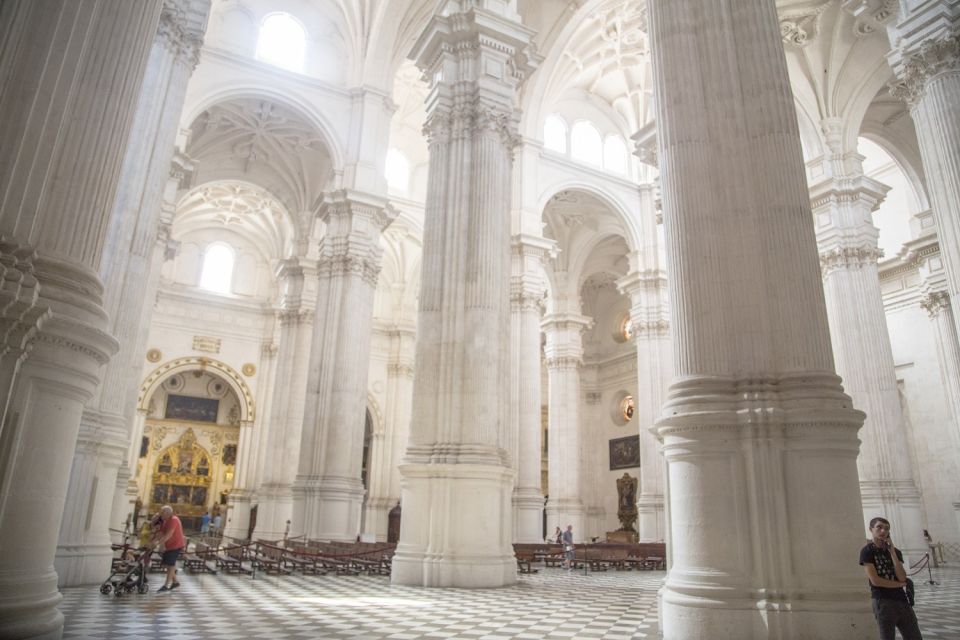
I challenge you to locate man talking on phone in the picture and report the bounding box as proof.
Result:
[859,517,922,640]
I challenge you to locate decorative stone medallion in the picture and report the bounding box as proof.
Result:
[241,363,256,376]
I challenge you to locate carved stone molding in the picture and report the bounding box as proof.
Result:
[890,32,960,107]
[277,308,314,326]
[631,319,670,339]
[544,355,582,371]
[846,0,899,38]
[0,239,51,362]
[584,391,602,405]
[819,246,885,275]
[779,2,831,47]
[424,101,521,151]
[157,0,207,69]
[388,362,415,380]
[920,291,951,319]
[510,289,545,313]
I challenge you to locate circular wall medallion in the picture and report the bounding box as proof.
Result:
[146,348,162,363]
[241,363,256,377]
[163,374,184,391]
[207,378,228,397]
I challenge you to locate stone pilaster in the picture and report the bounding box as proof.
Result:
[648,0,873,636]
[0,1,163,637]
[55,0,209,586]
[391,2,538,588]
[542,311,591,541]
[810,167,927,558]
[617,265,671,544]
[363,322,416,541]
[292,191,396,541]
[891,26,960,343]
[921,290,960,452]
[252,259,317,539]
[510,235,554,543]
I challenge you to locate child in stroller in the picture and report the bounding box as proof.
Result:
[100,514,161,597]
[100,543,152,596]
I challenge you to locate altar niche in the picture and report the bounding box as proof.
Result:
[136,368,243,530]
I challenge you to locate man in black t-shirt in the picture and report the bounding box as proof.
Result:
[859,517,922,640]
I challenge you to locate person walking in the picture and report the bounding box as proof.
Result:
[153,505,186,592]
[562,525,574,571]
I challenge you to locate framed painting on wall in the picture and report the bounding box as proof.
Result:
[165,394,219,423]
[609,435,640,470]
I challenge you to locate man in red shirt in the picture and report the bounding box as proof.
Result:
[153,505,186,592]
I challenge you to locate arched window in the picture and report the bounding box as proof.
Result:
[385,148,410,192]
[604,135,628,174]
[543,115,567,154]
[255,13,306,73]
[571,121,602,166]
[199,244,235,294]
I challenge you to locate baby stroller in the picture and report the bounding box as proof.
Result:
[100,543,152,597]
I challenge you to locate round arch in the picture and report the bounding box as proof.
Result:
[537,181,640,252]
[180,86,345,171]
[138,357,256,423]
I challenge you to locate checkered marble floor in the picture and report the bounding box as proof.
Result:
[58,565,960,639]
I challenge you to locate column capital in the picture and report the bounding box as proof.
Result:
[0,239,52,361]
[921,290,951,318]
[157,0,210,70]
[631,120,658,168]
[890,30,960,107]
[317,190,397,288]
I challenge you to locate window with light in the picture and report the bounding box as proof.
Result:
[604,135,628,174]
[255,13,306,73]
[571,121,602,166]
[199,244,235,294]
[544,115,568,154]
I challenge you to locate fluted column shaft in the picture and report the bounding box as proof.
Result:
[542,313,590,540]
[649,1,872,637]
[392,5,537,588]
[0,1,162,637]
[252,259,316,539]
[922,291,960,453]
[510,235,553,543]
[617,269,671,543]
[55,0,209,586]
[892,32,960,341]
[292,191,395,541]
[811,170,926,557]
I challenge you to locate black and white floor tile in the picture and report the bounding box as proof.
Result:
[58,565,960,639]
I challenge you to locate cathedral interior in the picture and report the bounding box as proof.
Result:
[0,0,959,638]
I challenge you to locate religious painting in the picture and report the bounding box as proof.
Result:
[165,394,220,423]
[222,444,237,466]
[140,436,149,458]
[609,435,640,470]
[191,486,208,506]
[152,483,168,504]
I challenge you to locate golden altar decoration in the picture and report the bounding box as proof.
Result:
[150,428,213,517]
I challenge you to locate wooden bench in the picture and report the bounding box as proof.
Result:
[516,552,539,574]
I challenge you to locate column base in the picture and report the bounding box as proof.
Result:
[251,485,293,541]
[545,498,585,542]
[391,462,516,588]
[222,490,253,541]
[291,475,364,541]
[363,496,396,542]
[0,568,64,640]
[513,487,545,543]
[660,586,875,640]
[637,494,665,542]
[54,542,113,587]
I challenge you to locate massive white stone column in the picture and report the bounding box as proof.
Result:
[0,1,162,637]
[891,26,960,339]
[542,311,591,540]
[54,0,209,586]
[810,159,926,557]
[649,0,874,637]
[292,191,396,540]
[391,2,537,588]
[252,258,316,539]
[617,261,671,542]
[510,235,553,543]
